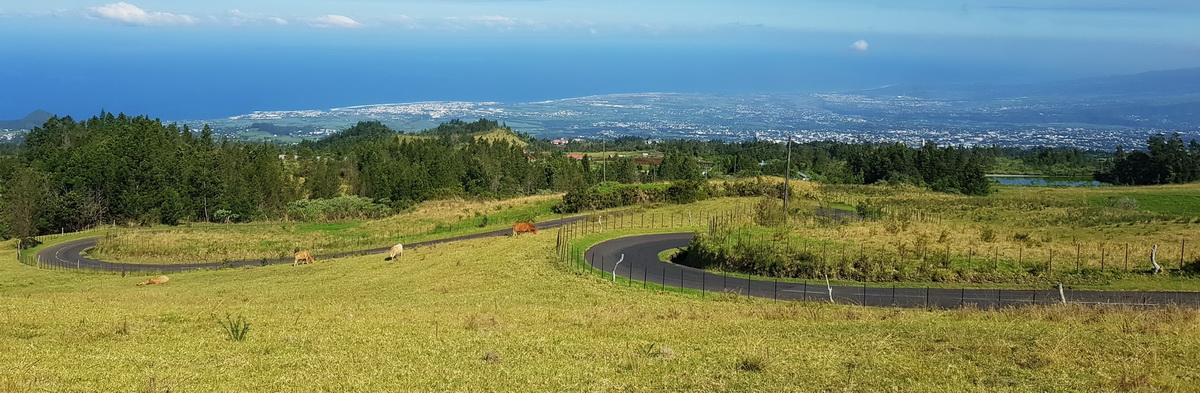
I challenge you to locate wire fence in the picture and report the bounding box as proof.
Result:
[556,207,1200,309]
[15,214,593,275]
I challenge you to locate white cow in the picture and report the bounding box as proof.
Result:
[385,243,404,261]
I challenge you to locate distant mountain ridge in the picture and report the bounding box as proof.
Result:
[0,110,54,130]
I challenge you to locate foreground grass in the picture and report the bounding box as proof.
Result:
[5,226,1199,392]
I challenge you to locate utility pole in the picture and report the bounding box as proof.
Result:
[602,140,607,183]
[783,136,792,224]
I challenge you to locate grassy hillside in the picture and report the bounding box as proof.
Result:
[5,223,1200,391]
[86,180,1200,289]
[90,195,563,264]
[472,129,528,147]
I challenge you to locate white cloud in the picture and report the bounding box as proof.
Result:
[307,14,362,28]
[89,2,194,26]
[227,8,287,26]
[851,39,870,51]
[469,15,517,25]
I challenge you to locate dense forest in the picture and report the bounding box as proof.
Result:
[4,112,1187,240]
[0,115,590,240]
[1095,133,1200,185]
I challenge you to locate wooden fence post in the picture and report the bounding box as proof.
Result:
[1080,244,1089,271]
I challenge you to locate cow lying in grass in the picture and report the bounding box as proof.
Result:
[137,276,169,286]
[512,222,538,236]
[293,251,315,266]
[385,243,404,261]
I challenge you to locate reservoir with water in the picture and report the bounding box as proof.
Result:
[986,175,1107,187]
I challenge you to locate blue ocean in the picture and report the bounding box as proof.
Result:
[0,30,1053,121]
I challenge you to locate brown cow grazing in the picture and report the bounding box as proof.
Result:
[384,243,404,261]
[293,251,315,266]
[137,276,170,286]
[512,222,538,236]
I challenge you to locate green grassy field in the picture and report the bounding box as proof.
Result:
[80,179,1200,291]
[88,195,565,264]
[5,218,1200,391]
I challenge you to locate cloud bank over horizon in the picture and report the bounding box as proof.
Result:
[306,14,361,29]
[89,2,194,26]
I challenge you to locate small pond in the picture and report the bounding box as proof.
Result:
[986,175,1108,187]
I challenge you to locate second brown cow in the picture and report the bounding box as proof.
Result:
[512,222,538,235]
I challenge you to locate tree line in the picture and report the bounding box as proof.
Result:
[0,115,623,240]
[1096,133,1200,185]
[5,111,1154,240]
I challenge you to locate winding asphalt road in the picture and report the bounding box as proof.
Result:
[34,215,588,273]
[32,220,1200,308]
[585,233,1200,308]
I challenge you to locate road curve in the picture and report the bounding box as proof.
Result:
[585,233,1200,308]
[34,215,587,273]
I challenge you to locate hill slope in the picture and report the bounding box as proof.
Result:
[0,110,54,130]
[2,213,1197,391]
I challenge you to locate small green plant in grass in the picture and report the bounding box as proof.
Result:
[642,343,675,359]
[980,227,996,243]
[116,318,130,336]
[736,353,769,372]
[217,314,251,341]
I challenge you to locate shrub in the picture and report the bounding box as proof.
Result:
[666,180,709,204]
[285,196,392,221]
[855,200,885,220]
[212,209,241,223]
[753,197,785,227]
[1181,259,1200,276]
[979,227,996,243]
[1112,197,1140,210]
[555,183,671,213]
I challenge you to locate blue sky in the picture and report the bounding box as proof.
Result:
[2,1,1198,119]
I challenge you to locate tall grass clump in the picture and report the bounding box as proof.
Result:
[217,314,251,341]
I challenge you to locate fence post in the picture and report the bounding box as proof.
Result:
[967,247,972,271]
[747,272,751,297]
[1076,243,1081,272]
[1125,243,1129,270]
[994,247,999,270]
